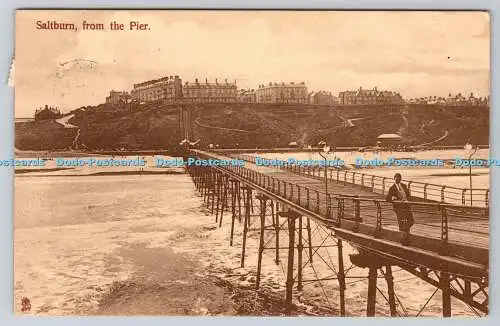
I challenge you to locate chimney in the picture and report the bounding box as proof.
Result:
[215,78,218,84]
[195,78,199,83]
[205,78,208,84]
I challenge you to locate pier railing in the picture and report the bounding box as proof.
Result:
[228,153,489,208]
[192,150,489,265]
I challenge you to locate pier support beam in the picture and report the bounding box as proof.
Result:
[385,265,397,317]
[229,180,238,246]
[210,172,216,213]
[215,173,221,222]
[307,218,313,264]
[297,216,303,291]
[286,212,296,313]
[218,175,228,227]
[275,202,280,264]
[350,250,385,317]
[441,271,452,317]
[338,239,346,316]
[279,209,301,313]
[237,182,242,222]
[256,194,269,289]
[367,266,378,316]
[240,186,252,268]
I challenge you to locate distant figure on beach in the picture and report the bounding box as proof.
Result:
[386,173,414,233]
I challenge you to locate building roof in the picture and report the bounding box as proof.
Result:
[377,133,402,139]
[340,87,401,98]
[185,78,237,87]
[184,82,236,88]
[339,90,357,95]
[259,82,306,88]
[358,89,376,96]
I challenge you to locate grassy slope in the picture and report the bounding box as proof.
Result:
[404,105,489,145]
[331,109,404,147]
[194,104,344,148]
[69,104,180,150]
[15,103,489,150]
[15,120,77,150]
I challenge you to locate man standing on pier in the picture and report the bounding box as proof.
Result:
[386,173,415,234]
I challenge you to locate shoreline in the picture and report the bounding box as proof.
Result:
[15,169,186,176]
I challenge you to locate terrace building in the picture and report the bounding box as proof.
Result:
[339,87,403,105]
[238,89,257,103]
[183,78,238,103]
[338,90,357,105]
[131,75,183,104]
[406,93,489,106]
[309,91,334,105]
[256,82,308,104]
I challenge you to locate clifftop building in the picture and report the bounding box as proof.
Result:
[256,82,308,104]
[106,90,129,104]
[309,91,335,105]
[406,93,489,106]
[238,89,257,103]
[339,87,403,105]
[131,75,182,104]
[183,78,237,103]
[34,105,62,121]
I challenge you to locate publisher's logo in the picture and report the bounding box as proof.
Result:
[21,297,31,312]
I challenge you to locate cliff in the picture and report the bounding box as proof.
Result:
[15,103,489,151]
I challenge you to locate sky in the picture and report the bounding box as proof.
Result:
[14,10,490,117]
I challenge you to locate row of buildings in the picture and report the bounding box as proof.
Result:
[130,76,183,103]
[406,93,489,106]
[255,82,308,104]
[106,75,486,107]
[238,87,337,105]
[107,76,239,105]
[183,78,238,103]
[338,87,404,105]
[106,76,315,105]
[105,75,348,106]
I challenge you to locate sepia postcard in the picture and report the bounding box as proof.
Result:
[13,10,489,317]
